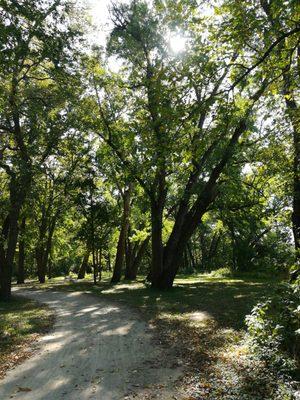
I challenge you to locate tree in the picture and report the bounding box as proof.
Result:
[0,0,82,298]
[88,0,295,288]
[219,0,300,276]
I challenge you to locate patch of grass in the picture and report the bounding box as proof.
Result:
[39,273,274,329]
[0,296,54,379]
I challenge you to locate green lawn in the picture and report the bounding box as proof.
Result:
[0,296,54,379]
[32,272,276,329]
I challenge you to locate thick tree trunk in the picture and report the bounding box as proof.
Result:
[151,118,251,289]
[150,200,165,287]
[78,251,89,279]
[0,179,27,299]
[0,74,32,299]
[17,217,26,284]
[0,208,19,299]
[111,186,131,284]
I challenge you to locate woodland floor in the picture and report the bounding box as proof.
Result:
[1,273,281,399]
[0,287,183,400]
[0,296,54,380]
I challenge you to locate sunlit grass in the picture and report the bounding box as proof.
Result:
[21,271,278,330]
[0,296,54,378]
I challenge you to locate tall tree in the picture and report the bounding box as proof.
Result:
[89,0,295,288]
[0,0,82,299]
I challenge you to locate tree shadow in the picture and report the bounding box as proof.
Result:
[1,288,181,400]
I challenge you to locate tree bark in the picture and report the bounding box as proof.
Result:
[125,236,150,280]
[260,0,300,280]
[151,117,253,289]
[98,247,102,282]
[150,199,165,286]
[78,250,90,279]
[111,186,131,283]
[0,175,29,300]
[36,214,57,284]
[17,216,26,284]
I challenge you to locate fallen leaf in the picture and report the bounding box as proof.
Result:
[18,387,32,392]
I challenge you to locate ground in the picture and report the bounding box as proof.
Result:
[0,288,182,400]
[0,296,54,379]
[0,273,281,399]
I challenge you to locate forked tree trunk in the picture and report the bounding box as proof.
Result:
[151,117,252,289]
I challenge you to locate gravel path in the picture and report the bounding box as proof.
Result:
[0,288,182,400]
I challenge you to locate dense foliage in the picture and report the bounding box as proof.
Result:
[246,281,300,376]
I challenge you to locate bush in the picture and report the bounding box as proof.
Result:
[246,281,300,382]
[208,266,233,278]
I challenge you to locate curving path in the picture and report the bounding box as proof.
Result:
[0,288,182,400]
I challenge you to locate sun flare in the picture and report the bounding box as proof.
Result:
[169,34,187,53]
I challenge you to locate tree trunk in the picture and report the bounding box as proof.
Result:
[98,247,102,282]
[260,0,300,280]
[125,237,150,280]
[285,88,300,253]
[0,207,20,299]
[149,199,165,287]
[125,237,134,279]
[0,177,27,299]
[36,249,46,284]
[150,115,254,289]
[48,259,53,280]
[78,251,89,279]
[36,215,57,284]
[107,252,111,271]
[111,186,131,283]
[17,216,26,284]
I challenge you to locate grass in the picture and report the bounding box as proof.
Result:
[0,296,54,379]
[30,272,276,329]
[19,271,283,399]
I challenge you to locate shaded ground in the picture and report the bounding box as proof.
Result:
[0,288,182,400]
[22,273,281,399]
[0,296,54,379]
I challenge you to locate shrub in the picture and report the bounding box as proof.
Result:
[246,281,300,382]
[208,266,233,278]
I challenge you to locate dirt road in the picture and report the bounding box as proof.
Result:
[0,288,182,400]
